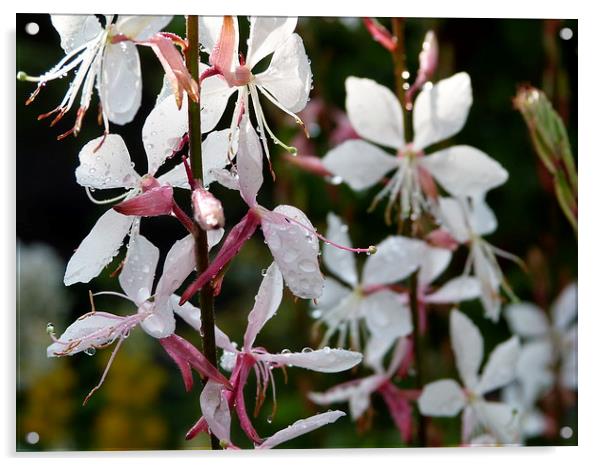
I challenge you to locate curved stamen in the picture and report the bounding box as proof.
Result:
[85,186,130,205]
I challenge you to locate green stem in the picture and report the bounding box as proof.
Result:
[392,17,427,447]
[185,15,220,451]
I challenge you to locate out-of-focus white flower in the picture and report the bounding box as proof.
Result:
[418,309,521,445]
[322,73,507,221]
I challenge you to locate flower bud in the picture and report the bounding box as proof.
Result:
[192,188,225,231]
[417,31,438,84]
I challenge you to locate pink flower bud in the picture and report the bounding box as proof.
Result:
[192,188,225,231]
[426,228,459,251]
[418,31,438,83]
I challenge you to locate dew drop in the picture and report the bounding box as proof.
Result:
[281,349,291,354]
[261,268,267,276]
[302,347,313,353]
[267,416,273,424]
[310,309,322,319]
[84,347,96,356]
[46,322,55,334]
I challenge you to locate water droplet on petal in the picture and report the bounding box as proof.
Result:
[84,347,96,356]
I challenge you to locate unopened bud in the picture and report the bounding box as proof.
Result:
[418,31,438,83]
[192,188,225,231]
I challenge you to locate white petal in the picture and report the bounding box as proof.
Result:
[420,146,508,198]
[237,116,263,205]
[560,324,577,390]
[470,197,498,237]
[258,411,345,450]
[262,205,324,299]
[362,289,413,339]
[199,16,236,54]
[261,347,362,373]
[473,241,502,321]
[50,15,102,53]
[170,296,236,352]
[418,244,452,287]
[477,336,520,395]
[246,17,297,69]
[515,340,554,404]
[156,163,188,189]
[364,334,394,372]
[243,262,283,350]
[200,64,237,133]
[323,213,357,286]
[202,129,234,186]
[504,303,550,338]
[143,94,188,176]
[115,15,172,41]
[47,313,122,357]
[418,379,466,417]
[322,140,398,191]
[64,209,133,285]
[474,401,521,445]
[412,72,472,150]
[100,42,142,125]
[438,197,471,243]
[345,77,403,149]
[424,276,481,304]
[309,375,382,415]
[75,134,139,190]
[200,380,231,444]
[254,33,311,113]
[119,234,159,304]
[312,277,352,311]
[450,309,483,390]
[552,282,577,331]
[362,236,425,287]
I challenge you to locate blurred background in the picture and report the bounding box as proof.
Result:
[16,15,577,450]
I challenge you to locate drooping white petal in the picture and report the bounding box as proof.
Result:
[258,411,345,450]
[237,116,264,206]
[254,33,312,113]
[114,15,172,41]
[418,379,466,417]
[438,197,471,243]
[362,236,425,287]
[246,17,297,69]
[323,213,358,286]
[476,336,520,395]
[262,205,324,299]
[119,234,159,305]
[552,282,577,331]
[473,241,502,321]
[76,134,140,190]
[169,296,236,352]
[322,140,399,191]
[504,303,550,338]
[412,72,473,151]
[143,94,188,176]
[47,313,123,357]
[309,375,383,419]
[64,209,134,285]
[200,380,231,444]
[424,276,481,304]
[100,42,142,125]
[362,289,413,340]
[473,400,521,445]
[418,244,452,287]
[243,262,283,350]
[419,145,508,198]
[450,309,483,390]
[345,77,404,149]
[50,15,103,53]
[260,347,362,373]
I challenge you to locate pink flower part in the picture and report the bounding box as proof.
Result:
[192,188,225,230]
[113,185,174,217]
[377,380,414,443]
[137,34,199,109]
[159,333,232,389]
[283,153,333,178]
[406,31,439,104]
[362,18,397,52]
[426,228,459,251]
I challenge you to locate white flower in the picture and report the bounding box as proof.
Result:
[418,309,521,445]
[322,73,508,220]
[313,213,421,360]
[197,16,312,160]
[63,96,230,286]
[19,15,173,134]
[501,382,549,442]
[504,282,577,392]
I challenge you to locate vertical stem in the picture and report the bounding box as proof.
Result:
[392,16,427,447]
[185,15,220,451]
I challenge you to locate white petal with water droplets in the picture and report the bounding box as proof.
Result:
[362,236,425,287]
[246,17,297,69]
[412,72,472,150]
[450,309,483,390]
[47,313,122,357]
[260,347,362,373]
[50,15,103,53]
[244,262,283,350]
[418,379,466,416]
[114,15,172,41]
[312,277,352,312]
[76,134,140,190]
[237,116,263,206]
[198,16,239,56]
[323,213,358,287]
[119,234,159,305]
[254,33,312,113]
[345,76,404,149]
[64,209,134,285]
[322,140,398,191]
[201,380,231,444]
[258,411,345,449]
[200,63,237,133]
[420,146,508,198]
[100,42,142,125]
